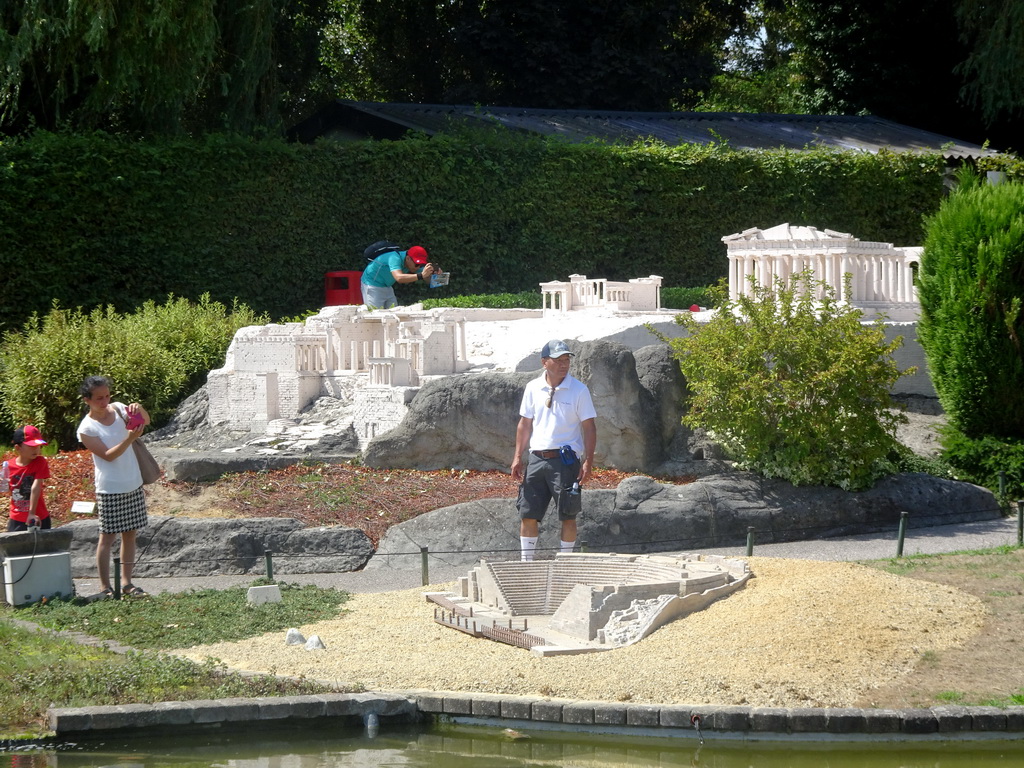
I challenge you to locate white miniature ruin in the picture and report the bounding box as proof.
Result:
[723,223,922,321]
[540,274,663,314]
[205,275,673,449]
[425,552,750,657]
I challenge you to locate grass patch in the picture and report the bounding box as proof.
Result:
[864,544,1023,577]
[0,581,353,738]
[0,621,343,739]
[3,581,349,650]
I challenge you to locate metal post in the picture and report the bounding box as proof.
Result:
[1017,500,1023,547]
[113,556,121,598]
[579,539,587,553]
[897,511,908,557]
[421,546,429,586]
[265,551,274,582]
[746,527,755,556]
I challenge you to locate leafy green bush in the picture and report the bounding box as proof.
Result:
[0,295,266,448]
[917,170,1024,441]
[124,294,267,392]
[939,427,1024,500]
[660,272,911,490]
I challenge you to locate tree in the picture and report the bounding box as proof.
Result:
[693,0,807,113]
[916,171,1024,441]
[782,0,984,137]
[956,0,1024,130]
[661,273,909,491]
[325,0,745,110]
[0,1,337,135]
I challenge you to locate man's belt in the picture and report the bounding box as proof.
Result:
[531,449,560,459]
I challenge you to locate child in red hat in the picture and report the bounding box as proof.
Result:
[5,425,51,531]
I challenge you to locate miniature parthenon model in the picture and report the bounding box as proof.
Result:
[723,223,922,321]
[425,552,750,657]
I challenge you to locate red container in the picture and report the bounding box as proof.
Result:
[324,271,363,306]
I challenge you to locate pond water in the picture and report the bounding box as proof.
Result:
[3,723,1023,768]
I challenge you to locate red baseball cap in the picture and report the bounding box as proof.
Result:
[407,245,429,266]
[13,425,47,446]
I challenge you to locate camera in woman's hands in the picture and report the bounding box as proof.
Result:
[126,410,144,430]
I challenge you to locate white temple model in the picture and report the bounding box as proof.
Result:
[540,274,663,315]
[722,224,922,321]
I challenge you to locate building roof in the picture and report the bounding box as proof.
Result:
[289,100,998,160]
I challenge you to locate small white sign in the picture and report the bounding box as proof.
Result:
[71,501,96,515]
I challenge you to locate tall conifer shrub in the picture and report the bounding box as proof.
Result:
[917,172,1024,440]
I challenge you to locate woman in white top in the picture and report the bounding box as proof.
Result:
[77,375,151,598]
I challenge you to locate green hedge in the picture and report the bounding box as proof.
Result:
[0,130,948,332]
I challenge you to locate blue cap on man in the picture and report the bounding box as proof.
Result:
[541,339,573,359]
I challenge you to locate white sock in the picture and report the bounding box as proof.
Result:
[560,539,575,553]
[520,536,538,561]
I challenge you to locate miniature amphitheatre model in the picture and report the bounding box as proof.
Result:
[424,552,750,657]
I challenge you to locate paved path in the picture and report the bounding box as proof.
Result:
[72,515,1021,597]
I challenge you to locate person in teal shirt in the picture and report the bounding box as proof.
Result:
[361,245,437,309]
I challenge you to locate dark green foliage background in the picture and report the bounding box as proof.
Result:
[0,129,947,333]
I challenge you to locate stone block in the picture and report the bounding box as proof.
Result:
[593,703,628,726]
[442,695,474,715]
[825,708,865,734]
[900,709,938,734]
[247,584,282,604]
[531,700,564,722]
[147,701,197,726]
[788,708,828,733]
[970,706,1007,731]
[932,705,971,732]
[414,693,445,714]
[1005,706,1024,732]
[562,702,595,725]
[48,708,91,734]
[625,705,660,727]
[705,705,750,732]
[500,697,534,720]
[469,694,504,718]
[862,709,901,734]
[658,705,693,729]
[749,707,790,733]
[191,699,258,723]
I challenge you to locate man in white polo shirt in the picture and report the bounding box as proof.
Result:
[510,339,597,561]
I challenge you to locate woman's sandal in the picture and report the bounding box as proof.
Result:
[121,584,147,597]
[99,587,115,600]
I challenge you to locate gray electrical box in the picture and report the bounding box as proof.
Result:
[3,551,73,606]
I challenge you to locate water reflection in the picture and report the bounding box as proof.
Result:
[2,723,1023,768]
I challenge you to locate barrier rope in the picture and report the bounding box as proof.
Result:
[94,499,1022,572]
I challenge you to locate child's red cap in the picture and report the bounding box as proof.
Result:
[13,425,47,446]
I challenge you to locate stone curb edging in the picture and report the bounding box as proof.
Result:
[48,692,417,735]
[46,692,1024,741]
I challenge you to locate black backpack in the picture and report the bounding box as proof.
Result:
[363,240,401,262]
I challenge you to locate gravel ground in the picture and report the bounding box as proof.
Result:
[173,556,985,708]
